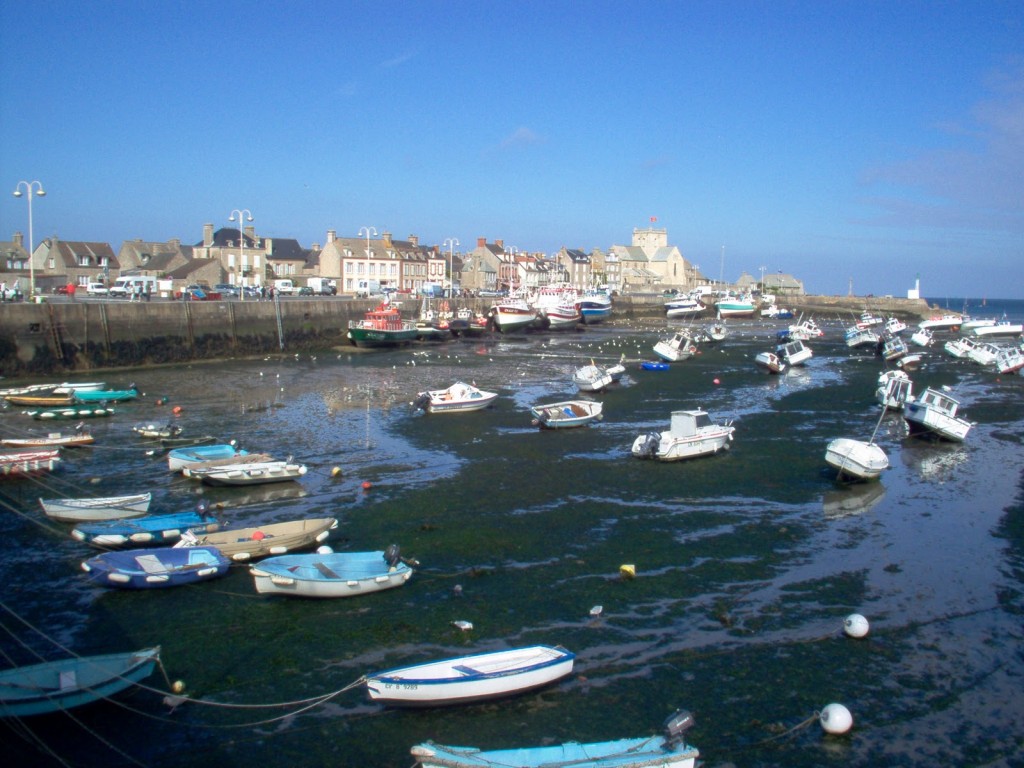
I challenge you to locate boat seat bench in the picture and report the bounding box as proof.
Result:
[453,664,482,676]
[314,561,340,579]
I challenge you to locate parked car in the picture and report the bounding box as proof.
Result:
[214,283,240,298]
[86,282,108,296]
[296,286,314,296]
[53,285,71,295]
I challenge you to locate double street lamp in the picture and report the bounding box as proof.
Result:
[443,237,459,297]
[12,180,45,298]
[229,209,254,301]
[358,226,377,295]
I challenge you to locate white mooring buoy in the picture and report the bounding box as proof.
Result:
[843,613,870,638]
[819,702,854,734]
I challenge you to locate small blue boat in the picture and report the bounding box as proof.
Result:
[640,361,670,371]
[0,647,160,717]
[74,386,138,403]
[167,443,247,472]
[81,546,230,589]
[71,504,220,547]
[411,709,699,768]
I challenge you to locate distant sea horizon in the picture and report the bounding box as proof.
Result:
[924,296,1024,323]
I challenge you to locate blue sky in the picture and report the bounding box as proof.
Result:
[1,1,1022,298]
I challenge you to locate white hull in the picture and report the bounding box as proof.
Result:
[632,410,734,462]
[365,645,574,707]
[653,331,697,362]
[754,352,786,374]
[777,340,812,366]
[970,322,1022,338]
[40,493,152,522]
[903,388,972,442]
[184,461,308,485]
[825,438,889,480]
[250,550,413,598]
[414,383,499,414]
[573,365,613,392]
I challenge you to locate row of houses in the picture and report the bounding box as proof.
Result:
[0,224,805,297]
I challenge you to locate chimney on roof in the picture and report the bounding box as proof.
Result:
[408,234,418,247]
[244,225,255,245]
[326,229,336,244]
[382,232,393,248]
[312,242,320,251]
[12,232,23,249]
[169,238,180,249]
[477,237,486,248]
[496,240,504,250]
[203,223,214,247]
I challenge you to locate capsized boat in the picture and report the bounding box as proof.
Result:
[72,505,220,547]
[411,709,699,768]
[81,546,231,589]
[530,400,603,429]
[40,492,152,522]
[631,409,734,462]
[365,645,575,707]
[174,516,337,561]
[412,382,498,414]
[250,545,414,598]
[903,386,973,442]
[0,449,61,476]
[183,459,308,486]
[0,647,160,717]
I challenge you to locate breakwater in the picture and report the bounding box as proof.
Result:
[0,294,934,377]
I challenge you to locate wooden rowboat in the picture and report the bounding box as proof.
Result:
[40,492,153,522]
[0,449,61,476]
[529,400,604,429]
[1,431,94,448]
[364,645,575,707]
[0,647,160,717]
[176,517,337,561]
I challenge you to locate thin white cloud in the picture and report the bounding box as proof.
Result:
[498,126,545,150]
[860,63,1024,234]
[381,50,417,68]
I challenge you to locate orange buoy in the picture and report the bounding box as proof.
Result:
[172,405,183,414]
[362,481,372,490]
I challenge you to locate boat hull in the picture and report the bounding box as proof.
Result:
[72,511,220,547]
[81,547,231,589]
[365,645,574,707]
[347,326,418,347]
[182,517,337,561]
[40,493,152,522]
[825,438,889,480]
[530,400,603,429]
[185,461,308,486]
[250,550,413,598]
[0,449,62,475]
[0,647,159,717]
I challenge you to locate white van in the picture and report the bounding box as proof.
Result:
[273,279,296,295]
[356,279,382,298]
[109,275,157,298]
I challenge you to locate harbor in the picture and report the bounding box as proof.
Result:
[0,299,1021,766]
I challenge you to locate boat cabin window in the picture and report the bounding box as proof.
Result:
[693,412,712,429]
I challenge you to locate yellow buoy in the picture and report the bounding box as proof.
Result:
[331,466,342,478]
[172,680,186,694]
[619,564,636,579]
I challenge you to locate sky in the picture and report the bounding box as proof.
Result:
[1,0,1022,299]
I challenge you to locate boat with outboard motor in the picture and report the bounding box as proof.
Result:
[631,409,734,462]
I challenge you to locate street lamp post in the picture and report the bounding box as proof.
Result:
[759,265,767,293]
[229,209,254,301]
[12,180,45,298]
[358,226,377,296]
[443,237,459,297]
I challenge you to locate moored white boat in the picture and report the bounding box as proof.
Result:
[664,296,704,318]
[653,330,698,362]
[970,320,1023,338]
[489,296,536,333]
[994,345,1024,375]
[845,327,880,349]
[910,327,933,347]
[1,430,94,448]
[250,546,414,598]
[883,316,907,336]
[183,460,308,486]
[881,336,909,362]
[876,370,913,409]
[412,382,498,414]
[573,363,613,392]
[167,443,247,472]
[903,387,973,442]
[825,437,889,481]
[714,293,756,318]
[776,339,812,366]
[919,314,964,332]
[754,351,786,374]
[40,492,153,522]
[364,645,575,707]
[0,448,61,476]
[631,409,734,462]
[410,709,700,768]
[787,315,823,340]
[530,400,603,429]
[579,289,612,324]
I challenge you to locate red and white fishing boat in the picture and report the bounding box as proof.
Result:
[489,295,536,333]
[0,449,61,476]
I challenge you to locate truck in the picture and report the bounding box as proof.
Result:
[306,277,337,296]
[355,279,382,298]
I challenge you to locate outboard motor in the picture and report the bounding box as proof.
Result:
[196,499,210,519]
[642,432,661,459]
[384,544,402,568]
[412,393,432,412]
[663,709,695,746]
